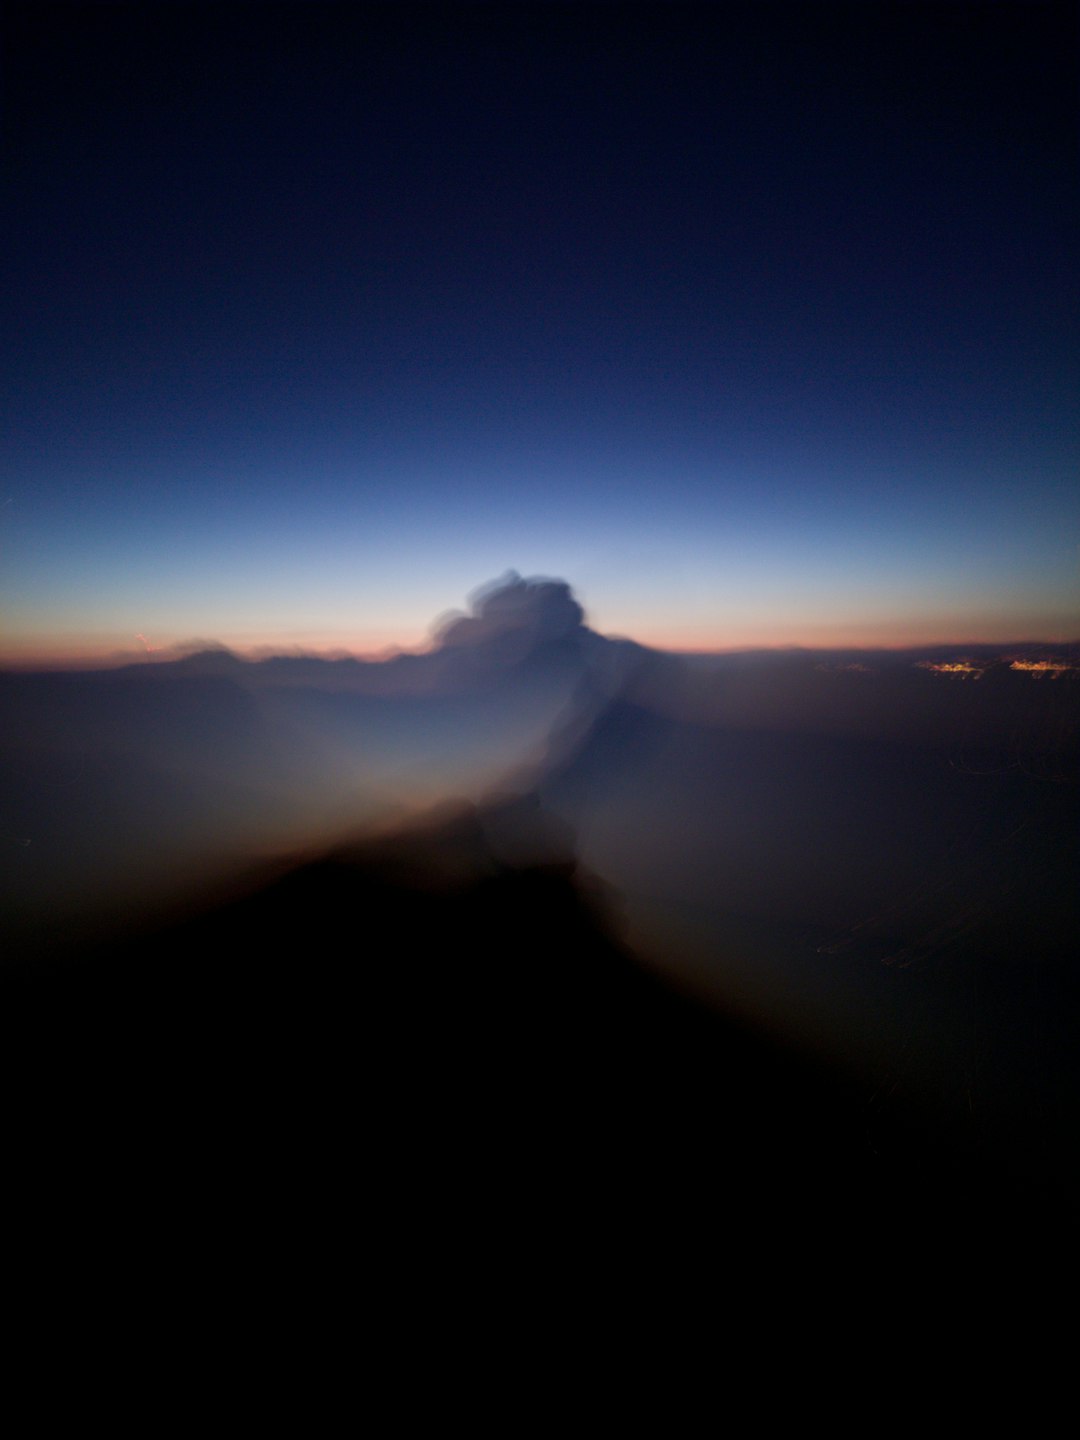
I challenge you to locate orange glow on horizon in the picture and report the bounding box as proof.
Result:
[3,613,1078,671]
[917,660,986,678]
[1009,659,1077,676]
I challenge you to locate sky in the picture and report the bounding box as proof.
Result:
[3,1,1078,662]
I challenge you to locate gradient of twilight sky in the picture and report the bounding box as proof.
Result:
[3,2,1077,662]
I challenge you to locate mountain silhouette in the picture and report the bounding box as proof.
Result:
[11,775,1069,1365]
[2,792,940,1273]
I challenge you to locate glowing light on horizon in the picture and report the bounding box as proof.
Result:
[916,655,1078,680]
[917,661,986,678]
[1009,659,1076,677]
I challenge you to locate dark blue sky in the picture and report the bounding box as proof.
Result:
[3,2,1077,657]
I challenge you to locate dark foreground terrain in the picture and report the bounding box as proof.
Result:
[2,801,1076,1413]
[4,793,1070,1279]
[4,798,867,1212]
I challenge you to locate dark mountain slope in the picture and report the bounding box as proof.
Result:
[4,791,1068,1384]
[3,794,1034,1238]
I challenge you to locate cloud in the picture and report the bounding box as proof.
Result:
[433,572,586,652]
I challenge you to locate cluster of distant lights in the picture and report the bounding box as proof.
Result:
[917,657,1078,680]
[816,655,1077,681]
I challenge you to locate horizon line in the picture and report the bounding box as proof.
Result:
[4,632,1079,674]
